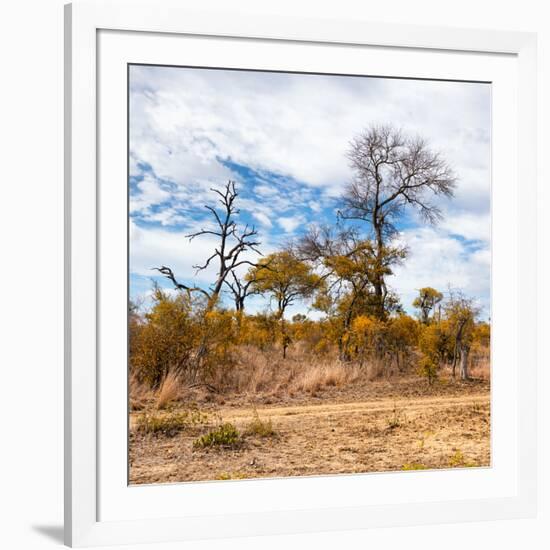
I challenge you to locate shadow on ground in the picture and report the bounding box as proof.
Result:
[32,525,64,544]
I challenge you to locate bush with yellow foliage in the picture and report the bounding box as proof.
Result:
[130,287,200,388]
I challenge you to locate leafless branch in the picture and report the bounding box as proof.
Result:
[152,266,210,299]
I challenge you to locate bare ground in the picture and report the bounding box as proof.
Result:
[129,377,490,484]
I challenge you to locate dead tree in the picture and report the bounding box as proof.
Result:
[155,181,262,311]
[152,266,210,298]
[339,125,456,319]
[224,270,257,312]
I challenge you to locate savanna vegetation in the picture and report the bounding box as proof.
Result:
[128,125,491,484]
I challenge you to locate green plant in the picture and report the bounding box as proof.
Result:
[245,409,276,438]
[194,423,241,449]
[418,355,438,385]
[136,407,208,437]
[417,323,448,385]
[402,463,427,471]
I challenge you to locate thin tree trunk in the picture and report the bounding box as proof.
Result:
[452,319,467,379]
[372,220,385,320]
[460,344,470,380]
[451,342,459,378]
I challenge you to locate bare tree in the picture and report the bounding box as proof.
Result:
[224,270,257,312]
[155,181,262,310]
[339,125,456,318]
[152,266,210,299]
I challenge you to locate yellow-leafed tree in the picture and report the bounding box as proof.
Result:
[248,251,320,357]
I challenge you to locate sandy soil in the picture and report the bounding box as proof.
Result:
[129,379,490,484]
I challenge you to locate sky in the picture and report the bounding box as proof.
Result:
[129,64,491,320]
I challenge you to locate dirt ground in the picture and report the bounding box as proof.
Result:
[129,376,490,484]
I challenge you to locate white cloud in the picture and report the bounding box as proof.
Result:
[251,211,273,228]
[130,219,273,290]
[129,174,171,215]
[440,211,491,243]
[390,227,490,317]
[254,184,278,197]
[278,215,304,233]
[130,220,218,285]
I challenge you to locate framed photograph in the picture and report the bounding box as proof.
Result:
[65,2,537,547]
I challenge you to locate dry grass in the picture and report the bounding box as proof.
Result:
[218,346,367,398]
[129,372,151,411]
[291,363,361,393]
[156,370,182,409]
[129,347,491,413]
[469,358,490,381]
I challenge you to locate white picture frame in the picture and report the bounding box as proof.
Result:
[64,1,538,547]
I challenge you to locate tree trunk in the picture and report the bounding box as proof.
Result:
[279,309,289,359]
[460,344,470,380]
[451,343,459,378]
[372,221,385,320]
[452,319,467,379]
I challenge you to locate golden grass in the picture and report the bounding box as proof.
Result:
[469,358,490,381]
[129,345,490,408]
[220,346,367,397]
[129,372,151,411]
[291,363,360,393]
[156,370,181,409]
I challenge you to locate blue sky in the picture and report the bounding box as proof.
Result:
[129,65,491,319]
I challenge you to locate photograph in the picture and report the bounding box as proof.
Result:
[127,64,491,485]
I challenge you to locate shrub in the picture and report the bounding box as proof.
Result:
[350,315,387,365]
[245,410,276,438]
[238,312,278,350]
[193,423,241,449]
[386,314,420,371]
[136,407,208,437]
[130,288,242,390]
[418,355,438,385]
[200,310,238,379]
[418,324,447,384]
[130,289,199,388]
